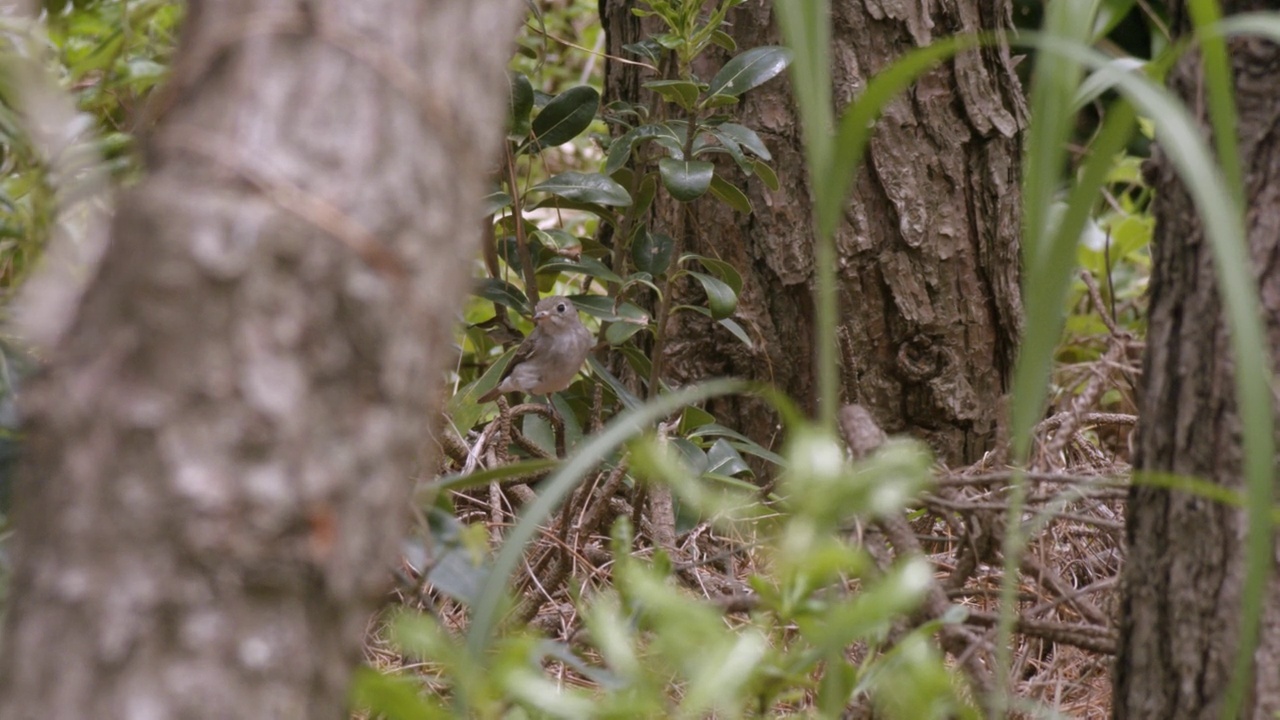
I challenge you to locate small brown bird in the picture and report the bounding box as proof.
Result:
[478,296,593,403]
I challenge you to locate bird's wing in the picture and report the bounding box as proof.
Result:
[503,328,542,377]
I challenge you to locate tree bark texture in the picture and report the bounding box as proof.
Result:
[0,1,521,718]
[1116,4,1280,718]
[603,0,1024,466]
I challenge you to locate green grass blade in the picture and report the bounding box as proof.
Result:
[999,100,1135,712]
[1022,30,1273,719]
[774,0,837,427]
[1190,5,1269,716]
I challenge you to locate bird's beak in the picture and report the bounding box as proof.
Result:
[533,309,550,322]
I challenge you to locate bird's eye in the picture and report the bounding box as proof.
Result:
[557,303,567,313]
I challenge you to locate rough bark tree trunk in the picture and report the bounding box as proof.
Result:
[0,1,521,717]
[1116,4,1280,718]
[602,0,1025,467]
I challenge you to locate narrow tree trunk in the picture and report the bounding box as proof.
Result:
[603,0,1024,466]
[0,1,521,717]
[1116,5,1280,718]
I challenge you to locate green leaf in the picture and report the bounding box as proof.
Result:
[532,171,632,207]
[529,85,600,150]
[531,228,580,250]
[687,422,784,465]
[710,30,737,52]
[350,667,447,720]
[706,46,792,98]
[706,438,753,477]
[632,229,675,275]
[686,271,737,319]
[585,355,643,410]
[700,93,740,109]
[630,173,659,217]
[714,122,772,161]
[658,158,714,201]
[568,295,650,325]
[508,72,535,137]
[527,197,621,228]
[644,79,702,110]
[539,255,624,284]
[605,318,648,345]
[751,159,780,191]
[709,174,752,214]
[679,305,756,350]
[474,279,529,313]
[718,316,753,348]
[604,123,687,175]
[481,189,512,216]
[684,253,743,294]
[427,458,560,494]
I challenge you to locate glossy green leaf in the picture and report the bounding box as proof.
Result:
[706,438,752,477]
[474,279,529,313]
[586,355,643,410]
[605,318,648,346]
[528,85,599,150]
[568,295,650,325]
[481,189,512,216]
[701,93,740,109]
[632,229,675,275]
[526,197,621,228]
[709,174,752,214]
[532,171,632,207]
[717,317,753,349]
[751,159,780,191]
[697,127,751,174]
[644,79,701,110]
[540,255,624,284]
[714,122,771,161]
[630,173,659,218]
[658,158,714,201]
[705,46,792,98]
[686,271,737,319]
[710,29,737,52]
[680,305,756,350]
[604,123,687,175]
[684,253,743,294]
[686,422,784,465]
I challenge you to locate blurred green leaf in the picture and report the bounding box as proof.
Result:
[507,71,535,137]
[349,667,448,720]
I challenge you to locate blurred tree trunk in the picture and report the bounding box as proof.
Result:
[0,1,521,717]
[1116,4,1280,718]
[602,0,1024,467]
